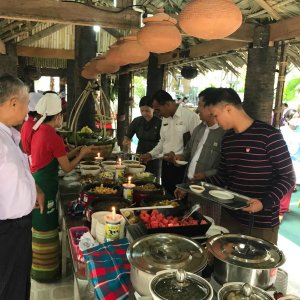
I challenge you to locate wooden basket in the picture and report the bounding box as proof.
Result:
[87,144,113,159]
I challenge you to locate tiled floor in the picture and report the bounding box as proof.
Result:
[30,275,74,300]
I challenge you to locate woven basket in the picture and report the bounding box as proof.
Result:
[67,143,113,159]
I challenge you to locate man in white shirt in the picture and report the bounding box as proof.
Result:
[0,74,44,300]
[140,90,200,195]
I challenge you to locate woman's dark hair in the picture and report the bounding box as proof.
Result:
[284,109,297,123]
[203,87,242,108]
[151,89,174,106]
[43,113,62,123]
[28,111,39,118]
[139,96,152,107]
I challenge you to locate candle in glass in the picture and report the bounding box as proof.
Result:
[111,206,116,221]
[94,152,103,161]
[128,176,132,185]
[118,158,122,166]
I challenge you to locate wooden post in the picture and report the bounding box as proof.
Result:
[117,72,131,148]
[243,25,278,124]
[273,42,289,128]
[146,53,165,98]
[73,25,97,131]
[66,59,75,122]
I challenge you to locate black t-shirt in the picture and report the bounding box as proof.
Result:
[126,116,161,154]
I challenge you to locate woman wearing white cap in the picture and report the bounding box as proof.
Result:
[30,93,93,282]
[20,92,42,156]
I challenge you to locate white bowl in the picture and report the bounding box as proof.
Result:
[80,161,99,168]
[80,166,101,176]
[175,160,188,166]
[101,161,117,171]
[127,164,146,174]
[189,184,205,194]
[123,160,140,166]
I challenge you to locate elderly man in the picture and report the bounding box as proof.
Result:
[0,74,44,300]
[140,89,200,195]
[202,88,295,244]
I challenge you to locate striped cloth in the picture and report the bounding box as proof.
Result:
[207,120,296,228]
[32,228,60,282]
[83,238,132,300]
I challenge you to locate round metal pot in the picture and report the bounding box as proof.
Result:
[218,282,274,300]
[150,269,213,300]
[207,234,285,290]
[127,233,207,296]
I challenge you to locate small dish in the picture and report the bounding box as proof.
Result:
[175,160,188,166]
[209,190,234,200]
[189,184,205,194]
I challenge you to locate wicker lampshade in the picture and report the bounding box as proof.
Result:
[137,8,182,54]
[118,35,150,64]
[181,66,198,79]
[81,68,98,80]
[179,0,242,39]
[95,56,120,74]
[105,42,130,66]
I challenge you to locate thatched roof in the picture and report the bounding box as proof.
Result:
[1,0,300,73]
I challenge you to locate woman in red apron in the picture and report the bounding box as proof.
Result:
[30,93,93,281]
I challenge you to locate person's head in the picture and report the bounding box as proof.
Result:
[203,88,243,130]
[33,93,63,130]
[177,97,182,104]
[151,90,176,118]
[197,88,218,125]
[183,97,188,103]
[284,109,297,123]
[0,74,29,126]
[28,92,43,118]
[139,96,153,122]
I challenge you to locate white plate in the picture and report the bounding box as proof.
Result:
[206,225,229,237]
[175,160,188,166]
[209,190,234,200]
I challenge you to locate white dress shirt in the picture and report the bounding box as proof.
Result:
[0,123,36,220]
[149,106,200,158]
[187,123,219,179]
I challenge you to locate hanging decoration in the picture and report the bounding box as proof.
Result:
[137,8,182,54]
[93,56,120,74]
[81,64,98,79]
[105,42,130,67]
[179,0,242,39]
[181,66,198,79]
[118,35,150,64]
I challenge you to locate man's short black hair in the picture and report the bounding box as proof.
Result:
[151,89,174,106]
[198,87,218,102]
[203,88,242,107]
[139,96,152,107]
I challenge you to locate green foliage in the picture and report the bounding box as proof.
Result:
[133,76,146,99]
[283,78,300,102]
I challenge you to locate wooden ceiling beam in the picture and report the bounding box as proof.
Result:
[19,24,66,46]
[270,15,300,41]
[17,45,75,59]
[0,0,140,29]
[252,0,281,20]
[223,23,255,42]
[158,40,249,65]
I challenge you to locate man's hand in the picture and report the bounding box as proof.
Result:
[192,172,206,181]
[35,185,45,214]
[163,151,176,164]
[174,188,187,200]
[242,198,263,213]
[140,153,152,164]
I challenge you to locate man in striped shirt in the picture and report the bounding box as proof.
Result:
[203,88,295,244]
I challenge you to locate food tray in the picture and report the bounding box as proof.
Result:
[176,182,249,210]
[121,207,211,237]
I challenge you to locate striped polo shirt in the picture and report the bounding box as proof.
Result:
[207,120,295,228]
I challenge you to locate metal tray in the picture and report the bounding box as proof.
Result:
[176,182,249,210]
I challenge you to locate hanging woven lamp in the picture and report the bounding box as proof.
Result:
[94,56,120,74]
[137,8,182,54]
[81,68,98,80]
[118,34,150,64]
[179,0,242,39]
[105,42,130,66]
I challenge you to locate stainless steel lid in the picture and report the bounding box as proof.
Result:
[127,233,207,274]
[207,234,285,269]
[218,282,274,300]
[150,269,213,300]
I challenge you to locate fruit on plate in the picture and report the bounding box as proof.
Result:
[139,209,206,229]
[80,126,93,134]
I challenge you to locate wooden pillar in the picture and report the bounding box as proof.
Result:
[66,59,75,122]
[117,72,131,148]
[0,42,18,77]
[73,26,97,130]
[146,53,165,98]
[243,25,278,123]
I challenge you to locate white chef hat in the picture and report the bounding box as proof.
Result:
[33,93,62,130]
[28,92,43,112]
